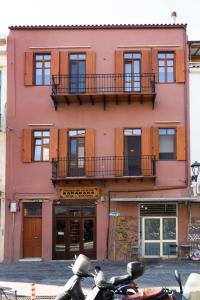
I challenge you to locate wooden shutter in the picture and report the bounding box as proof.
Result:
[115,50,124,92]
[141,50,151,92]
[115,128,124,176]
[60,51,69,92]
[59,129,68,177]
[86,51,96,93]
[152,127,159,160]
[51,51,60,84]
[176,49,185,83]
[152,48,158,82]
[24,52,34,86]
[50,128,58,160]
[176,127,186,161]
[85,128,95,176]
[23,129,32,162]
[141,127,152,176]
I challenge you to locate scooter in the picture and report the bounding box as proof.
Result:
[55,254,200,300]
[55,254,144,300]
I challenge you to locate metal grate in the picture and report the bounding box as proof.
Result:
[140,203,176,216]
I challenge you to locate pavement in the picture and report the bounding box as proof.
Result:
[0,259,200,297]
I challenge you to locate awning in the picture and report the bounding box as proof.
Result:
[111,197,200,202]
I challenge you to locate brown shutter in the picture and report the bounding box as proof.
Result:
[141,50,151,92]
[50,128,58,160]
[23,129,32,162]
[60,51,69,92]
[176,127,186,161]
[51,51,60,85]
[86,51,96,93]
[176,49,185,83]
[85,128,95,176]
[115,128,124,176]
[141,127,152,176]
[59,129,68,177]
[152,48,158,82]
[24,52,33,86]
[115,50,124,92]
[152,127,159,160]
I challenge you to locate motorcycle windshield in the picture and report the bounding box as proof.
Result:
[183,273,200,300]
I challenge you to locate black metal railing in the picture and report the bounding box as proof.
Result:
[51,73,155,95]
[52,155,156,179]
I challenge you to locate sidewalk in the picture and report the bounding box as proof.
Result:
[0,259,200,297]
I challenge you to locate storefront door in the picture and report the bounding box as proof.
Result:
[53,201,96,259]
[142,217,177,257]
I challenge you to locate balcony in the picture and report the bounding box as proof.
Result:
[52,155,156,184]
[51,73,156,110]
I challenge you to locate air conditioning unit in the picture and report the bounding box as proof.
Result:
[196,182,200,195]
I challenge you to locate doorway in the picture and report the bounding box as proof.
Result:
[124,129,141,176]
[53,201,96,259]
[142,217,177,257]
[23,202,42,258]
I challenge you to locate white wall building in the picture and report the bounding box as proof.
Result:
[0,34,6,262]
[189,42,200,167]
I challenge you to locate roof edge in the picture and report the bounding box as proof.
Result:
[9,23,187,30]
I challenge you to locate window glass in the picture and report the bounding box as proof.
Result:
[33,130,50,161]
[124,129,141,136]
[35,53,51,86]
[24,202,42,216]
[158,52,175,83]
[159,128,175,160]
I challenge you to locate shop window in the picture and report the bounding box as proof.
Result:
[158,52,175,83]
[33,130,50,161]
[35,54,51,85]
[159,128,176,160]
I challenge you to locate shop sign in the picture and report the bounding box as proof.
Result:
[57,187,100,200]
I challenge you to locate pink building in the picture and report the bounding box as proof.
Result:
[5,23,199,262]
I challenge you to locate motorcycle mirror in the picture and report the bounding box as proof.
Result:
[174,270,183,294]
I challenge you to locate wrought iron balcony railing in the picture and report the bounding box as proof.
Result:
[52,155,156,181]
[52,73,155,95]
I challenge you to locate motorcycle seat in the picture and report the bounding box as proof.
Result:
[123,287,164,300]
[110,274,131,285]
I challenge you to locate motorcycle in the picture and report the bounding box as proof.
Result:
[55,254,200,300]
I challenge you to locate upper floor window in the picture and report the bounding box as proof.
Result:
[124,53,141,92]
[69,53,86,93]
[35,54,51,85]
[159,128,176,160]
[158,52,175,83]
[33,130,50,161]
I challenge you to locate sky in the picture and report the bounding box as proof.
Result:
[1,0,200,40]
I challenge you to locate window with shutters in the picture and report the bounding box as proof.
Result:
[124,53,141,92]
[35,54,51,85]
[33,130,50,161]
[68,129,86,176]
[158,52,175,83]
[159,128,176,160]
[69,53,86,93]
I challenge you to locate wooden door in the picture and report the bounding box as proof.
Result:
[23,203,42,257]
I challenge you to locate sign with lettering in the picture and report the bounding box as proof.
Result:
[57,187,100,200]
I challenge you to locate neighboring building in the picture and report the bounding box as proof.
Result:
[0,34,6,262]
[189,41,200,165]
[5,24,198,262]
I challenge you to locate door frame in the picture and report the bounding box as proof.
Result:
[53,201,96,260]
[141,216,178,258]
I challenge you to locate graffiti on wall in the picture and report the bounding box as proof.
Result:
[109,215,139,261]
[189,224,200,260]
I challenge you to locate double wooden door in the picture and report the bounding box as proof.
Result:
[53,202,96,259]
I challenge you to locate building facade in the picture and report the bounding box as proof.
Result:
[0,34,6,262]
[5,24,198,262]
